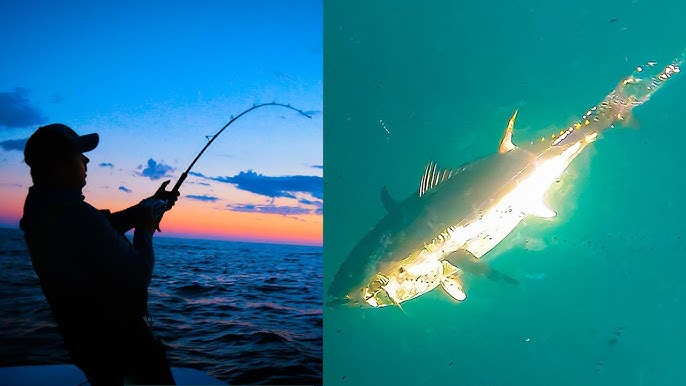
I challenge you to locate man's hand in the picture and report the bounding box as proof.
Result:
[139,198,167,233]
[152,180,180,209]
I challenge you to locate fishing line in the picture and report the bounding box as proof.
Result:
[156,102,312,230]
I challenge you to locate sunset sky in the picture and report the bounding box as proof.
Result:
[0,1,322,246]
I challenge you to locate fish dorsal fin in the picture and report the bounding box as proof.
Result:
[418,161,453,197]
[498,109,519,154]
[380,186,398,213]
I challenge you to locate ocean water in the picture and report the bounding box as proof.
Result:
[324,1,686,385]
[0,227,322,385]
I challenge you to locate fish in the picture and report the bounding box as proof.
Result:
[327,53,683,309]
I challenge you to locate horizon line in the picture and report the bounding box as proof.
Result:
[0,225,322,248]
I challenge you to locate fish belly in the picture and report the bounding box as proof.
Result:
[464,203,525,258]
[384,259,444,303]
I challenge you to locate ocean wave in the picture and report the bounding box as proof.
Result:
[0,229,323,385]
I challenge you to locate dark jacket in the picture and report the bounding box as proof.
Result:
[19,185,154,340]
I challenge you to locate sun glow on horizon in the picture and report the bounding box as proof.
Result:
[0,185,322,247]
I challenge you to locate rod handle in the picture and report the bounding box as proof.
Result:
[154,173,186,233]
[171,172,188,194]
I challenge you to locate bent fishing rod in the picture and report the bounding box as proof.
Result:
[154,102,312,231]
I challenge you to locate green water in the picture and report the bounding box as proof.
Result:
[324,1,686,385]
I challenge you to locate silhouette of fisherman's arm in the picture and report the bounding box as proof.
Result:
[100,206,142,235]
[100,180,180,235]
[74,201,156,287]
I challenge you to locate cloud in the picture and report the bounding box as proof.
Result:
[0,88,47,128]
[298,198,323,215]
[299,198,323,207]
[137,158,175,180]
[192,170,322,199]
[99,162,114,168]
[0,138,28,152]
[118,186,132,193]
[310,164,323,170]
[186,174,212,187]
[226,204,315,216]
[0,182,24,188]
[186,194,219,202]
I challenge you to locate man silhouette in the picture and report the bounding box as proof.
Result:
[19,123,179,385]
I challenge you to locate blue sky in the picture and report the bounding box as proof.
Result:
[0,0,323,245]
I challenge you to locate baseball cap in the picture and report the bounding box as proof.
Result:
[24,124,99,167]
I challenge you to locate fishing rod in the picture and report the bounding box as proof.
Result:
[154,102,312,231]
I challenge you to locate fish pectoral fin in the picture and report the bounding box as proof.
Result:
[441,275,467,301]
[498,109,518,154]
[380,186,399,213]
[443,249,477,271]
[483,267,520,285]
[445,249,519,286]
[527,200,557,218]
